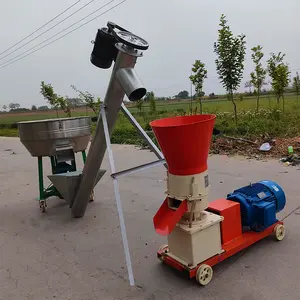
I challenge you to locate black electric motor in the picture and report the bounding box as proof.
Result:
[90,26,118,69]
[90,21,149,69]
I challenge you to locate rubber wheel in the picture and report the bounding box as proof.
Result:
[274,224,285,241]
[196,264,213,286]
[158,244,168,262]
[158,244,168,252]
[89,190,94,202]
[39,201,46,213]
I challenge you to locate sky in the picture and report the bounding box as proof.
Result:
[0,0,299,108]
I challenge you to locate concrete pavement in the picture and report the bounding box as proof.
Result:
[0,137,299,300]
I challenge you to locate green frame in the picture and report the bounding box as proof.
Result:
[37,150,87,202]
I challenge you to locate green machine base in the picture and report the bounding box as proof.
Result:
[37,151,92,212]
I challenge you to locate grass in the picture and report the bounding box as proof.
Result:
[1,94,300,145]
[128,94,298,113]
[0,110,96,124]
[0,128,19,137]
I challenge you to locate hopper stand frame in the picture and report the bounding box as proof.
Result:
[37,150,91,212]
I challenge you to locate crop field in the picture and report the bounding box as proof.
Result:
[1,95,299,145]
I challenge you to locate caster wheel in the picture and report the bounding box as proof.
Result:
[274,224,285,241]
[196,264,213,286]
[158,244,169,253]
[39,200,46,213]
[158,244,168,262]
[89,190,94,202]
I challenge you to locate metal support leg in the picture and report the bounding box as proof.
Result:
[120,103,167,169]
[82,150,87,164]
[81,150,94,202]
[50,156,56,174]
[38,157,46,212]
[71,159,76,171]
[101,105,135,286]
[38,157,44,200]
[111,159,165,179]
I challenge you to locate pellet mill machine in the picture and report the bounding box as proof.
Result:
[150,114,286,286]
[17,20,286,287]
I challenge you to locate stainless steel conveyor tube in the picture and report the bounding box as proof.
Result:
[71,22,149,217]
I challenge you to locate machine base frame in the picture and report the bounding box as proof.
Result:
[157,220,283,279]
[36,150,91,212]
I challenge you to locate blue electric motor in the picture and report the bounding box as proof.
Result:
[227,180,286,231]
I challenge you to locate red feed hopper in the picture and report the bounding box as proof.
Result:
[150,114,216,176]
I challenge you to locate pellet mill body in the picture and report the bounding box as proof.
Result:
[150,114,286,286]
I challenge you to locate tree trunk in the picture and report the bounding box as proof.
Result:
[282,95,285,113]
[190,97,193,113]
[200,98,203,114]
[92,107,97,115]
[194,106,198,115]
[230,91,237,124]
[55,108,58,118]
[256,93,260,113]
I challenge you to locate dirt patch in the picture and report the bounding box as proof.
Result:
[211,136,300,159]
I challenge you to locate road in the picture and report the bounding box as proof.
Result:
[0,137,299,300]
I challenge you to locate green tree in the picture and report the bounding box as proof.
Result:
[8,103,20,110]
[250,45,267,112]
[40,81,59,116]
[244,81,253,94]
[292,72,300,103]
[150,98,156,113]
[65,97,84,109]
[146,91,156,113]
[267,52,290,111]
[144,91,155,102]
[176,90,189,99]
[213,14,246,124]
[209,93,217,99]
[136,99,144,114]
[40,81,71,117]
[31,105,37,111]
[71,85,101,115]
[38,105,49,111]
[2,105,7,111]
[189,60,207,114]
[57,96,71,117]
